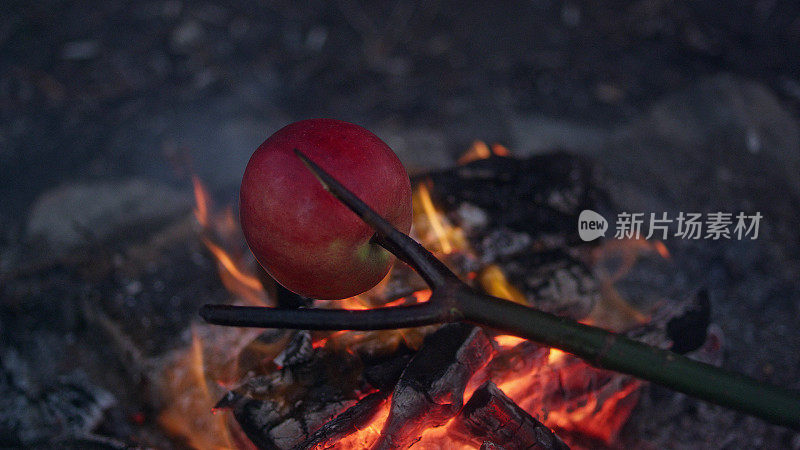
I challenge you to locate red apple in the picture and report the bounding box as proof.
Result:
[239,118,412,299]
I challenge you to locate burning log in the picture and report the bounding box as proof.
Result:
[294,390,390,450]
[215,338,366,449]
[373,323,494,449]
[451,381,569,450]
[215,391,280,450]
[292,351,413,449]
[218,384,360,450]
[362,353,413,392]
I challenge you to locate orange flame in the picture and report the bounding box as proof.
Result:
[417,183,453,254]
[201,237,267,306]
[593,237,671,284]
[478,265,528,305]
[192,177,268,307]
[457,140,512,165]
[192,175,210,227]
[412,182,468,255]
[458,140,492,165]
[653,240,670,259]
[494,334,527,347]
[491,143,510,157]
[158,327,235,450]
[202,238,263,292]
[547,348,568,364]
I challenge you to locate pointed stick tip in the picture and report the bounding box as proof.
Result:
[293,148,330,191]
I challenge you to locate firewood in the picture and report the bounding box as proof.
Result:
[451,381,569,450]
[294,390,390,450]
[373,324,494,449]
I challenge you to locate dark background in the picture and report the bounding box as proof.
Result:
[3,1,800,448]
[4,0,800,220]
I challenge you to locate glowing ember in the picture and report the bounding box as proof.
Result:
[316,340,639,449]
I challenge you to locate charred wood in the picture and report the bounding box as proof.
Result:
[452,381,569,450]
[294,390,390,450]
[373,324,494,449]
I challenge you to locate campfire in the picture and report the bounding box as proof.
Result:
[158,142,676,449]
[7,3,800,447]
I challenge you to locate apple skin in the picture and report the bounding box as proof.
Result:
[239,118,412,299]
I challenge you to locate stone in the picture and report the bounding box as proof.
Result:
[26,178,191,255]
[510,114,611,156]
[602,73,800,211]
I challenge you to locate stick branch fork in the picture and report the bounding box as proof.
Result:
[200,149,800,430]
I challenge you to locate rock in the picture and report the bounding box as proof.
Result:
[60,40,100,61]
[510,114,611,156]
[643,74,798,155]
[26,178,191,255]
[170,20,204,53]
[602,74,800,211]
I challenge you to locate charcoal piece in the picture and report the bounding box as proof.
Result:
[221,389,358,450]
[422,154,602,320]
[363,353,413,391]
[294,390,390,450]
[479,227,533,262]
[374,324,494,450]
[418,154,607,245]
[216,391,282,449]
[220,346,364,449]
[274,331,313,367]
[667,289,711,354]
[626,289,713,352]
[452,381,569,450]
